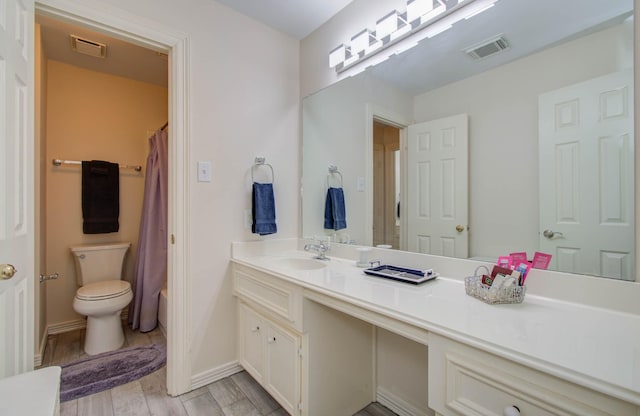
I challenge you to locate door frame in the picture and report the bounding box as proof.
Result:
[365,104,412,250]
[35,0,191,395]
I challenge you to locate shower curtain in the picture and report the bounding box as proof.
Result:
[130,128,168,332]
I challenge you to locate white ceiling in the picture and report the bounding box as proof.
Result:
[214,0,354,39]
[36,0,353,87]
[36,0,633,94]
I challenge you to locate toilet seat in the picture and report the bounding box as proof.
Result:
[76,280,131,301]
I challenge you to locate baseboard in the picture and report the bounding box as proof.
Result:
[190,361,244,390]
[377,386,433,416]
[33,326,50,367]
[47,319,86,335]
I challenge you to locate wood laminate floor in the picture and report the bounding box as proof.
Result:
[38,324,396,416]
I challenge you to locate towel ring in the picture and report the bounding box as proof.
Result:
[327,164,343,188]
[251,157,274,184]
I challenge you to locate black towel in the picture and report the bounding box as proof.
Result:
[82,160,120,234]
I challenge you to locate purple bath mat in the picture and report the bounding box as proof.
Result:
[60,343,166,402]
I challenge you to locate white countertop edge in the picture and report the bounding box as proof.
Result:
[231,256,640,406]
[232,239,640,315]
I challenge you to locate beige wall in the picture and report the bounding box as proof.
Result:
[45,60,168,327]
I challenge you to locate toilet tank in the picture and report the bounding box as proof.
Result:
[70,242,131,286]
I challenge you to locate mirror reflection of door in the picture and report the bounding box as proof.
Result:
[373,121,400,249]
[406,114,469,257]
[539,69,634,280]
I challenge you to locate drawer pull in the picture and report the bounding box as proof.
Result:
[268,336,276,343]
[251,326,260,332]
[503,405,520,416]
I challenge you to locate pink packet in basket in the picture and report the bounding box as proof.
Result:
[531,252,552,270]
[509,252,528,266]
[496,256,512,269]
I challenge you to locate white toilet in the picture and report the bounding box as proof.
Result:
[71,242,133,355]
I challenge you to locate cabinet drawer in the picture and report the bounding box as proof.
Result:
[233,263,303,330]
[429,334,638,416]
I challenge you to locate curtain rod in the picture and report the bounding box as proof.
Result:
[52,159,142,172]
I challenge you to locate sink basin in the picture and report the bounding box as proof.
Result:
[272,257,327,270]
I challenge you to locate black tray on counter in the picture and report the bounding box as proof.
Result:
[364,265,438,285]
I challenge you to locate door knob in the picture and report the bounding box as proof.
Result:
[503,405,520,416]
[543,229,563,239]
[0,264,17,280]
[456,224,465,232]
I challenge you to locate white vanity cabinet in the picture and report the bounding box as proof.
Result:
[233,262,377,416]
[231,246,640,416]
[238,301,301,415]
[428,333,638,416]
[234,264,304,415]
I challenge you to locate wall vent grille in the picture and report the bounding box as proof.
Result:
[465,35,509,60]
[70,35,107,58]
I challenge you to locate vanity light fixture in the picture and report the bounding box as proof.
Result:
[329,44,348,68]
[376,11,403,40]
[329,0,499,73]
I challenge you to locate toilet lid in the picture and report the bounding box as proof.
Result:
[76,280,131,301]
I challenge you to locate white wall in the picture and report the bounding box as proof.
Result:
[302,72,412,244]
[413,21,633,258]
[62,0,300,378]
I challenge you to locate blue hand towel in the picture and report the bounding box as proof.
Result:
[252,182,277,236]
[324,187,346,231]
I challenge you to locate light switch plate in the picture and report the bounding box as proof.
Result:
[197,161,212,182]
[357,176,365,192]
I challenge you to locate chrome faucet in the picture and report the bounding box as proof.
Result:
[304,239,330,260]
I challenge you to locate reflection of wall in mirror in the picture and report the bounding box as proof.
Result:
[414,20,633,260]
[303,19,633,266]
[302,74,413,245]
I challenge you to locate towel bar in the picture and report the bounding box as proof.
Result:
[52,159,142,172]
[327,164,343,188]
[251,157,274,183]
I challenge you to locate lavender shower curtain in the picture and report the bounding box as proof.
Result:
[130,129,168,332]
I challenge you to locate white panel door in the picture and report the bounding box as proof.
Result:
[0,0,35,377]
[407,114,468,257]
[539,70,634,280]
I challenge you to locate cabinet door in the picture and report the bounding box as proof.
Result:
[265,323,300,415]
[239,303,265,383]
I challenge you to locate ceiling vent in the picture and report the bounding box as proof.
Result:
[464,35,509,60]
[70,35,107,58]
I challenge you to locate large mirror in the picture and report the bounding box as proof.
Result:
[302,0,635,280]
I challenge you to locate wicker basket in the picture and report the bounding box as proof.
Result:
[464,272,526,305]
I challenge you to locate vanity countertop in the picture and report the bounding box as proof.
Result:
[231,249,640,405]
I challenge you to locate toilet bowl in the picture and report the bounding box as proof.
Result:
[70,243,132,355]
